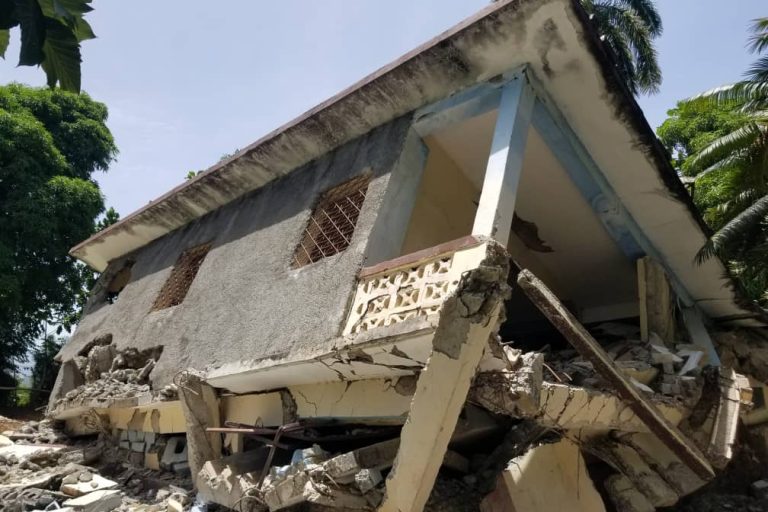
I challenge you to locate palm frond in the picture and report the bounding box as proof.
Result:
[697,193,768,263]
[688,122,763,173]
[595,15,639,94]
[747,54,768,84]
[690,81,768,109]
[593,4,661,93]
[613,0,662,36]
[748,17,768,54]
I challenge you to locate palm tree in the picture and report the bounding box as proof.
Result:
[688,18,768,305]
[580,0,663,95]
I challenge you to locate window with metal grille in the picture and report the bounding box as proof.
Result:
[292,174,371,268]
[150,243,211,311]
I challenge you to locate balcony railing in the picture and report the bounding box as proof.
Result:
[343,236,488,335]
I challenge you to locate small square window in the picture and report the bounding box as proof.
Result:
[151,243,211,311]
[292,174,371,268]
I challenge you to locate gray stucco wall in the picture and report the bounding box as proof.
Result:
[57,116,412,390]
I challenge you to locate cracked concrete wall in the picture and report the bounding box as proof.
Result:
[54,117,412,394]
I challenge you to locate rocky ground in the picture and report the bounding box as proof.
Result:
[0,415,198,512]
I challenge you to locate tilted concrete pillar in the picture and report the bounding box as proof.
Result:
[379,242,509,512]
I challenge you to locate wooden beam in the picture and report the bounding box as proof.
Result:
[516,269,715,482]
[472,73,534,244]
[638,257,676,344]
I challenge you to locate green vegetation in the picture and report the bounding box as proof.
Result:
[0,83,116,405]
[658,17,768,306]
[0,0,96,92]
[30,334,64,407]
[580,0,663,95]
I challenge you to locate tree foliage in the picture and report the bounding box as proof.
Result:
[580,0,663,95]
[0,0,96,92]
[664,17,768,307]
[0,83,116,405]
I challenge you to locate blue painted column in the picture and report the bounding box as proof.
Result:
[472,73,535,244]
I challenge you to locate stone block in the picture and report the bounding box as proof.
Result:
[129,451,144,465]
[145,451,161,471]
[131,441,146,453]
[161,436,188,467]
[127,430,145,442]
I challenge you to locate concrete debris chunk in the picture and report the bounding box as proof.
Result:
[355,468,383,493]
[708,367,751,468]
[61,473,118,497]
[650,343,683,365]
[604,474,655,512]
[589,439,679,507]
[469,352,543,418]
[481,439,605,512]
[63,489,123,512]
[321,438,399,483]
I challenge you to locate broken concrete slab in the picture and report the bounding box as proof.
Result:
[589,438,679,507]
[615,432,707,497]
[197,449,268,506]
[470,352,543,418]
[517,269,715,482]
[708,367,751,468]
[0,443,65,461]
[61,473,119,497]
[481,438,606,512]
[604,474,655,512]
[321,438,399,483]
[538,382,685,432]
[63,489,123,512]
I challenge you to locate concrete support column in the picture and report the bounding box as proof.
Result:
[379,243,509,512]
[177,369,222,488]
[472,74,535,244]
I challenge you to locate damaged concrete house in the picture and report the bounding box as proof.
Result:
[31,0,768,510]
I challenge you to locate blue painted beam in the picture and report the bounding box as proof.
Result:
[411,66,527,138]
[527,75,696,308]
[532,100,645,260]
[412,85,501,137]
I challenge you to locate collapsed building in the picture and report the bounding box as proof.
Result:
[33,0,768,510]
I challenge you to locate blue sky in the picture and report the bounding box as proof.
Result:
[0,0,765,217]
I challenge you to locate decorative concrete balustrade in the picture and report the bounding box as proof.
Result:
[343,236,488,335]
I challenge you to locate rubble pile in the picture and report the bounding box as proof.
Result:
[714,328,768,383]
[543,323,707,405]
[0,420,194,512]
[53,340,177,412]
